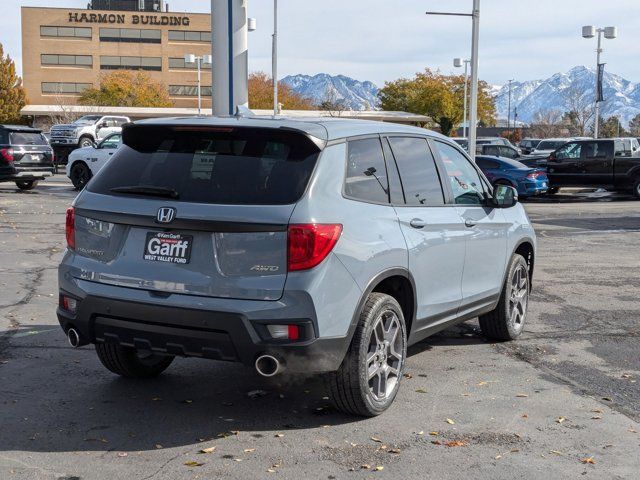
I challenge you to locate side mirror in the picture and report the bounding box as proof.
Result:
[492,185,518,208]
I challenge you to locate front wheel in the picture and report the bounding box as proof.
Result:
[547,187,559,195]
[479,254,530,341]
[70,162,92,190]
[633,178,640,199]
[78,136,94,148]
[95,343,174,378]
[15,180,39,190]
[327,293,407,416]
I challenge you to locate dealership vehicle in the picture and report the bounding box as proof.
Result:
[476,155,549,198]
[519,138,541,155]
[50,115,129,164]
[529,138,571,156]
[476,143,521,159]
[453,137,521,154]
[546,138,640,197]
[66,133,122,190]
[0,125,54,190]
[58,117,536,416]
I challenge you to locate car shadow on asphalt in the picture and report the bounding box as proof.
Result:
[0,322,489,453]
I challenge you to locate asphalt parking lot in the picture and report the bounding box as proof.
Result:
[1,176,639,479]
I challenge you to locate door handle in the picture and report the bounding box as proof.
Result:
[465,219,477,228]
[409,218,426,229]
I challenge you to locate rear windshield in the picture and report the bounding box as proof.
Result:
[9,132,48,146]
[537,140,566,150]
[88,125,321,205]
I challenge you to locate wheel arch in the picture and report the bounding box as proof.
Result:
[512,238,535,288]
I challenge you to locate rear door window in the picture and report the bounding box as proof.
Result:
[88,126,321,205]
[387,137,444,206]
[585,141,611,158]
[433,141,485,205]
[345,138,389,204]
[9,132,48,146]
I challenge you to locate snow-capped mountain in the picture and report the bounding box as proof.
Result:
[494,66,640,126]
[281,74,380,110]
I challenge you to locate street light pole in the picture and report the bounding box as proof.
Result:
[185,54,212,116]
[582,25,617,139]
[272,0,278,115]
[427,1,481,158]
[454,58,470,138]
[507,79,514,137]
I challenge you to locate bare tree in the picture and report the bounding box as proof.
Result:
[318,88,348,117]
[562,85,595,136]
[528,110,567,138]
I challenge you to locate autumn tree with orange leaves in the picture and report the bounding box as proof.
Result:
[249,72,314,111]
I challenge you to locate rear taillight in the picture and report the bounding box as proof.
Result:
[65,207,75,249]
[0,148,14,162]
[526,171,543,180]
[287,224,342,271]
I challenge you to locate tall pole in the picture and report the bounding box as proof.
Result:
[272,0,278,115]
[463,60,469,138]
[197,57,202,115]
[468,0,480,159]
[507,79,513,137]
[594,29,602,139]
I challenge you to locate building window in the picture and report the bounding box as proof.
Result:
[169,85,213,96]
[99,28,161,43]
[42,82,92,94]
[100,56,162,71]
[168,30,211,42]
[40,26,92,39]
[168,57,212,70]
[41,54,93,67]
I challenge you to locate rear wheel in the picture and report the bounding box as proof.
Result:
[95,343,174,378]
[327,293,407,416]
[70,162,92,190]
[633,178,640,199]
[15,180,39,190]
[479,254,529,341]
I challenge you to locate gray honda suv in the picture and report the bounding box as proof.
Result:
[57,116,536,416]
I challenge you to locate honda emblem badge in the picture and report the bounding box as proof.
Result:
[156,207,176,224]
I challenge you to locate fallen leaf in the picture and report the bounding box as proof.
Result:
[621,373,632,379]
[431,440,442,446]
[477,381,488,386]
[199,447,216,454]
[580,457,596,465]
[360,464,371,470]
[446,418,455,425]
[445,441,467,448]
[416,431,424,435]
[550,450,563,455]
[556,417,566,424]
[117,452,128,457]
[244,448,255,453]
[234,458,242,462]
[415,389,428,394]
[429,432,438,436]
[388,448,401,454]
[403,373,413,379]
[374,466,384,471]
[628,427,637,433]
[370,436,383,443]
[155,444,163,449]
[602,397,613,402]
[184,461,204,467]
[182,399,193,404]
[267,469,276,473]
[510,448,520,453]
[591,409,604,413]
[274,433,284,438]
[516,394,529,398]
[522,414,529,418]
[591,416,602,420]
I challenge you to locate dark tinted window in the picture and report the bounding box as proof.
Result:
[434,141,485,205]
[584,141,611,158]
[345,138,389,203]
[89,126,320,205]
[388,137,444,206]
[476,158,500,170]
[9,132,47,146]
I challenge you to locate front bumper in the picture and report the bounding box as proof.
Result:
[57,286,350,373]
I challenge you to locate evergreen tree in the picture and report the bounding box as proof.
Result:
[0,43,27,124]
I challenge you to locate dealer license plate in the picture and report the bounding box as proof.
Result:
[143,232,192,264]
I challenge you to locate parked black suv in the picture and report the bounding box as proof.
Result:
[546,139,640,197]
[0,125,54,190]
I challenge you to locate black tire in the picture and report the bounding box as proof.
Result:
[78,136,94,148]
[70,162,92,190]
[633,178,640,199]
[327,293,407,417]
[479,254,530,341]
[95,343,174,378]
[547,187,559,195]
[15,180,39,190]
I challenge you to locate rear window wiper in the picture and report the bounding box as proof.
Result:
[110,185,180,199]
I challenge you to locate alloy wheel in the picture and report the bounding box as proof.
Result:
[509,264,529,332]
[366,310,403,401]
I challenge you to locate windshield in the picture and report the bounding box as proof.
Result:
[9,132,48,146]
[73,115,102,125]
[89,126,321,205]
[537,140,566,150]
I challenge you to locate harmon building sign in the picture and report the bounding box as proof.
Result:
[67,12,190,26]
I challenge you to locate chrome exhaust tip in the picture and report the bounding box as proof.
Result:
[67,328,81,348]
[255,354,284,377]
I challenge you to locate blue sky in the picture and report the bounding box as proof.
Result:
[3,0,640,87]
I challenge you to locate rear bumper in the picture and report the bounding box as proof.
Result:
[56,286,350,373]
[517,180,548,196]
